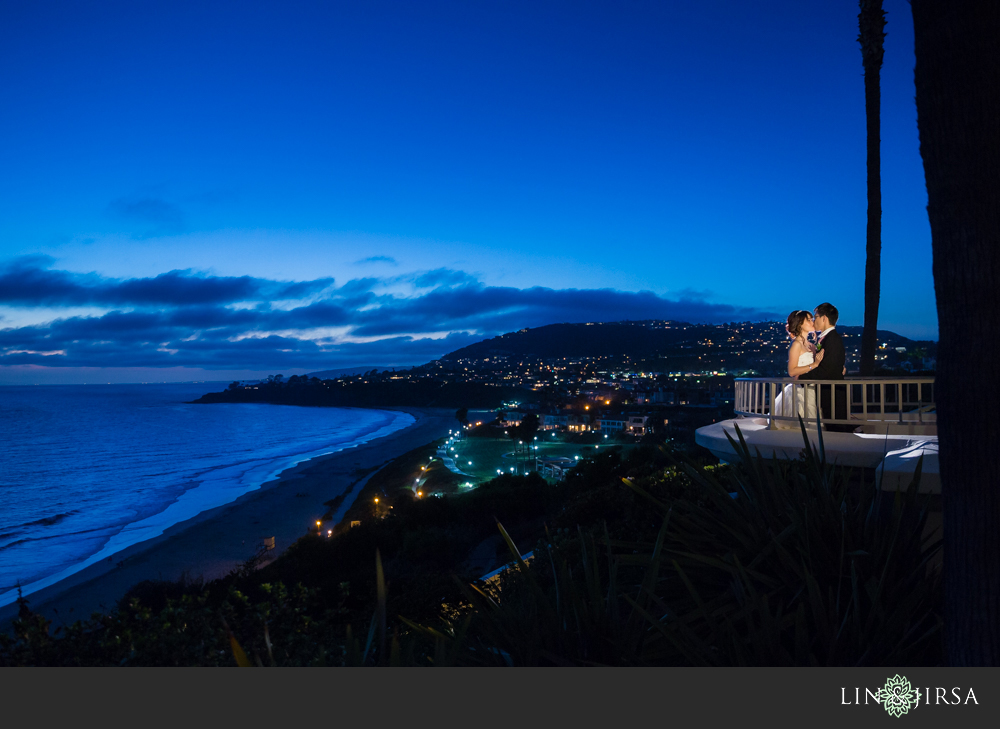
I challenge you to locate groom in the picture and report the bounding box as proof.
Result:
[799,302,849,428]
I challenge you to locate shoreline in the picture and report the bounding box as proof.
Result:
[0,406,456,627]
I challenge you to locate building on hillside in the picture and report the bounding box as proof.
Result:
[540,412,568,430]
[627,415,649,435]
[711,390,733,407]
[501,412,524,427]
[539,412,592,432]
[598,416,626,433]
[653,389,676,405]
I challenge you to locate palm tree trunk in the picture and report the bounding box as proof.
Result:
[912,0,1000,665]
[859,0,886,376]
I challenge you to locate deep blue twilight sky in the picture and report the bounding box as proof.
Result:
[0,0,935,384]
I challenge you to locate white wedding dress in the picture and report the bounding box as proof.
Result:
[772,351,818,428]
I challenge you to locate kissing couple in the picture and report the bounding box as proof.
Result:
[774,302,848,429]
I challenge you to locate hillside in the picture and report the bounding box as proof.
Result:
[441,320,932,365]
[443,321,699,361]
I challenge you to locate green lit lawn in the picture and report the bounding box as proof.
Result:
[439,432,639,484]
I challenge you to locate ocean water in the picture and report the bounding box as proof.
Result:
[0,383,414,606]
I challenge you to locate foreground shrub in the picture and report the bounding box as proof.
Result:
[412,424,942,666]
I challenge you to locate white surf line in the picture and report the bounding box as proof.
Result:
[0,411,417,609]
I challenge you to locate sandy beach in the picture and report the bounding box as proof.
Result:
[0,406,456,628]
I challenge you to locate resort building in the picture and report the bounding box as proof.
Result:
[627,415,649,435]
[597,416,626,433]
[501,411,525,427]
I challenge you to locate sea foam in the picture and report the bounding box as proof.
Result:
[0,383,413,607]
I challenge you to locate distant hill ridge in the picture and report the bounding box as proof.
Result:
[306,365,385,379]
[440,320,927,363]
[300,321,931,376]
[443,321,692,361]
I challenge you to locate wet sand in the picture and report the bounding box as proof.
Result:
[0,407,455,628]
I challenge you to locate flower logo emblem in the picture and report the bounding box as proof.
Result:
[881,675,918,717]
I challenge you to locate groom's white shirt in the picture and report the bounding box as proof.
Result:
[819,326,835,341]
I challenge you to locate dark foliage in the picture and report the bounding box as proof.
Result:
[410,426,943,666]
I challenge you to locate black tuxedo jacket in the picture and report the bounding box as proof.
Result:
[800,328,845,381]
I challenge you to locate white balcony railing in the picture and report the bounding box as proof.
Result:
[734,377,936,432]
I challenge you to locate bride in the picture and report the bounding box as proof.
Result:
[773,310,824,427]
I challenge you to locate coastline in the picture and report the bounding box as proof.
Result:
[0,406,456,628]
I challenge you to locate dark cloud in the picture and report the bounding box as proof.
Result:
[355,255,397,266]
[115,271,260,305]
[0,257,333,308]
[0,262,777,372]
[0,255,105,306]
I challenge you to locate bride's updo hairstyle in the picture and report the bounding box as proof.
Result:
[785,310,811,338]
